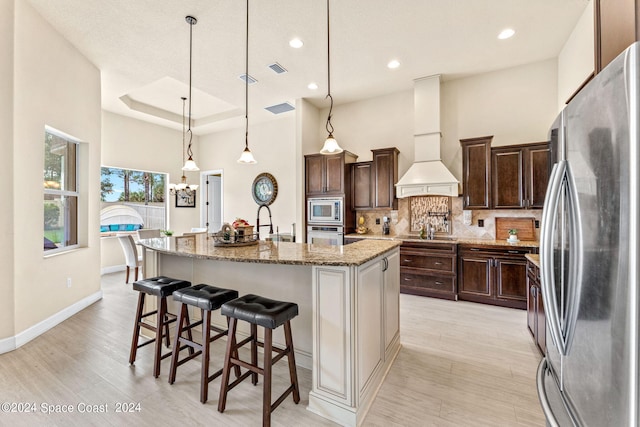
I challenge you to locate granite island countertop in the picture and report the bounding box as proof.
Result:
[525,253,540,267]
[345,232,539,248]
[139,234,401,267]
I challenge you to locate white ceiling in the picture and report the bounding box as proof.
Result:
[27,0,590,135]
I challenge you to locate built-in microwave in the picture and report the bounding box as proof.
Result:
[307,197,343,224]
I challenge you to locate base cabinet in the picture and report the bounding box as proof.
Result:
[309,247,400,427]
[527,260,545,354]
[458,245,534,309]
[400,241,457,300]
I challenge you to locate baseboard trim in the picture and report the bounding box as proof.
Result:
[0,290,103,355]
[101,265,125,276]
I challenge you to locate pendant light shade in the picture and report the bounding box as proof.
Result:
[237,0,257,164]
[183,15,199,171]
[320,0,343,155]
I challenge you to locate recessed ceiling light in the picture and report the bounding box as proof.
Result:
[387,59,400,69]
[498,28,515,40]
[308,82,318,90]
[289,38,304,48]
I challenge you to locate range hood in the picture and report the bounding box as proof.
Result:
[395,75,459,198]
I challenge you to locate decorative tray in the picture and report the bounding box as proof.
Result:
[212,225,259,247]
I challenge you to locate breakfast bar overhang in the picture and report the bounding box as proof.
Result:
[139,235,402,427]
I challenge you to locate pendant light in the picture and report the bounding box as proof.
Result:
[182,15,200,171]
[237,0,257,164]
[169,97,198,195]
[320,0,343,155]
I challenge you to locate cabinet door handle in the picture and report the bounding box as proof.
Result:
[434,261,443,265]
[530,287,536,297]
[403,259,412,263]
[508,250,521,254]
[470,248,481,251]
[403,277,411,281]
[435,281,444,285]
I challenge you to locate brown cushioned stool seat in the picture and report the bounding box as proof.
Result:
[168,284,239,403]
[129,276,191,378]
[218,294,300,427]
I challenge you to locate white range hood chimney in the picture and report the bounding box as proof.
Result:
[395,75,459,198]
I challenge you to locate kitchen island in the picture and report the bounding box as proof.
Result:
[139,235,402,427]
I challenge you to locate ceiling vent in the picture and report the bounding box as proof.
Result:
[239,74,258,84]
[268,62,288,74]
[265,102,295,115]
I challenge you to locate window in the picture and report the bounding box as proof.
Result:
[43,127,80,252]
[100,167,168,233]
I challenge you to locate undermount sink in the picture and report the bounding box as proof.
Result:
[397,235,456,241]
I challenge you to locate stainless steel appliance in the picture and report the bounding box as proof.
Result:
[537,41,640,426]
[307,225,343,246]
[307,197,343,225]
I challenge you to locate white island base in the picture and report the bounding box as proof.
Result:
[143,239,401,426]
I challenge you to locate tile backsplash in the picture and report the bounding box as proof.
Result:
[355,196,542,240]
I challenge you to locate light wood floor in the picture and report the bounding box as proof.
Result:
[0,272,545,426]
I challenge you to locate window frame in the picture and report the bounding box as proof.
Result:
[43,126,81,255]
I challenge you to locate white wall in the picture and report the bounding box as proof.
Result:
[101,111,200,236]
[0,0,15,340]
[199,116,297,238]
[317,60,558,185]
[11,0,101,335]
[558,2,594,109]
[316,90,415,182]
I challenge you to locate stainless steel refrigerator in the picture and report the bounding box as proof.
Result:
[537,41,640,426]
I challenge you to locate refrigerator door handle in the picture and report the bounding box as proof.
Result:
[563,163,583,355]
[536,359,562,427]
[540,161,566,354]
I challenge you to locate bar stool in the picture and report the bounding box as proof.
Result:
[129,276,191,378]
[168,284,239,403]
[217,294,300,427]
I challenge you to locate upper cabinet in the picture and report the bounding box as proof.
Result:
[351,148,399,210]
[460,136,492,210]
[492,142,552,209]
[595,0,640,73]
[305,151,358,196]
[462,137,552,210]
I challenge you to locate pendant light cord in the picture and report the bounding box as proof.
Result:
[325,0,334,135]
[245,0,249,150]
[182,97,187,177]
[186,16,195,159]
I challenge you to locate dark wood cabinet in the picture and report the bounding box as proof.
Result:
[373,148,399,210]
[351,147,399,211]
[400,241,457,300]
[458,245,534,309]
[490,142,552,209]
[595,0,640,74]
[527,260,546,355]
[460,136,492,209]
[352,162,373,209]
[305,151,357,196]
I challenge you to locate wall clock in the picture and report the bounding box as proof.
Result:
[252,172,278,205]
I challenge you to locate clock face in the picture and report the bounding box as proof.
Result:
[252,173,278,205]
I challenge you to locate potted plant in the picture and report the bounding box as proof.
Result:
[161,229,174,237]
[508,229,518,242]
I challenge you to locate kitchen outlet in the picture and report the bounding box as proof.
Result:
[375,218,380,225]
[535,220,540,228]
[67,277,72,288]
[478,219,484,227]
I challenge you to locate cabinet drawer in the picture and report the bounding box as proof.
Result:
[400,273,455,293]
[400,254,453,272]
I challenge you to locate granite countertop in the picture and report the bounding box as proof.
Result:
[525,253,540,267]
[345,232,539,248]
[139,234,401,267]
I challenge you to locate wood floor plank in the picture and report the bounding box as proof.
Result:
[0,272,544,426]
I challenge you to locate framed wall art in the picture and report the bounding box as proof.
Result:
[175,189,196,208]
